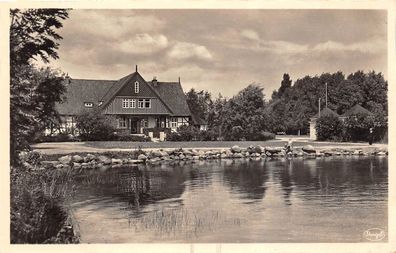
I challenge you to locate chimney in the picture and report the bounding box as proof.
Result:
[178,76,181,84]
[135,65,138,72]
[152,76,158,86]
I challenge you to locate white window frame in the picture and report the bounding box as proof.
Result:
[130,99,136,108]
[122,99,129,108]
[134,81,139,93]
[171,117,178,128]
[118,116,127,128]
[122,98,136,108]
[144,99,151,108]
[138,99,144,108]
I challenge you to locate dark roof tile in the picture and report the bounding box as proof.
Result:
[56,79,116,115]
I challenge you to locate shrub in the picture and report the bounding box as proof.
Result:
[75,109,115,141]
[343,114,387,142]
[315,114,344,141]
[113,132,151,142]
[34,133,79,143]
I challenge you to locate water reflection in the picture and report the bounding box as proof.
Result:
[72,157,388,243]
[223,159,268,201]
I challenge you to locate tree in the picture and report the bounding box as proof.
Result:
[315,115,344,141]
[220,84,271,140]
[272,73,292,99]
[75,109,115,141]
[185,88,212,122]
[10,9,69,165]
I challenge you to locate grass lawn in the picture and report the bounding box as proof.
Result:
[83,140,368,149]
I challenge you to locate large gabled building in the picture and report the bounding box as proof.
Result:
[55,67,196,137]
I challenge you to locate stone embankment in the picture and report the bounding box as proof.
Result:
[38,145,388,170]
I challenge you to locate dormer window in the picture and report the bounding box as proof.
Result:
[84,102,93,108]
[134,81,139,93]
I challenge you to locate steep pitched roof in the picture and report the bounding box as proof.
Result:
[148,81,192,116]
[56,79,116,115]
[341,104,373,117]
[99,72,137,106]
[311,107,339,118]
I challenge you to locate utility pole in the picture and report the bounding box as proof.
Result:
[318,98,321,117]
[325,82,328,108]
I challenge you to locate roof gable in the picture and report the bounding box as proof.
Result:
[341,104,373,117]
[148,81,192,116]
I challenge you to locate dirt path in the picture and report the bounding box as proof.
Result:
[32,140,387,155]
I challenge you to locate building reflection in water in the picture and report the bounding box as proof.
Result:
[75,164,188,211]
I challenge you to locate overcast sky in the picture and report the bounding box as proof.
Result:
[51,9,387,98]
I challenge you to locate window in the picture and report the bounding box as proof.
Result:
[134,81,139,93]
[144,99,151,108]
[84,102,93,107]
[130,99,136,108]
[122,99,136,108]
[141,118,149,128]
[171,117,178,128]
[118,116,127,128]
[122,99,129,108]
[138,99,144,108]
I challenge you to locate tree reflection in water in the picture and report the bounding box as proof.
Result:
[222,159,269,201]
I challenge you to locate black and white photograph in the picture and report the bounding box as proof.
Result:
[1,1,394,251]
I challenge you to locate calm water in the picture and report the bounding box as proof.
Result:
[70,157,388,243]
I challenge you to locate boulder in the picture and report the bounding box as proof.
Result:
[55,164,64,169]
[41,161,59,169]
[231,145,242,153]
[98,155,112,165]
[72,162,82,169]
[86,154,96,161]
[193,155,200,160]
[302,145,316,154]
[58,155,72,165]
[138,154,148,161]
[377,151,387,156]
[233,153,244,158]
[72,155,83,163]
[111,158,123,164]
[179,154,186,160]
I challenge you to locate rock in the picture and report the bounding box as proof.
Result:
[302,145,316,154]
[111,158,122,164]
[98,155,112,165]
[55,164,64,169]
[138,154,148,161]
[231,145,242,153]
[22,162,34,170]
[129,159,144,164]
[81,162,89,168]
[86,154,96,161]
[193,155,200,160]
[151,150,163,158]
[233,153,244,158]
[179,154,186,160]
[353,150,363,156]
[63,164,71,170]
[41,161,59,169]
[72,162,81,169]
[377,151,387,156]
[72,155,83,163]
[122,159,129,164]
[58,155,72,165]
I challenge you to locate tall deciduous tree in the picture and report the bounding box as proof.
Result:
[10,9,69,165]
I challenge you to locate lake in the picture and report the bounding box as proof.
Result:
[70,156,388,243]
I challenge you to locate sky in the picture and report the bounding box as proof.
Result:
[50,9,387,98]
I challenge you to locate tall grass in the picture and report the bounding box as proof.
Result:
[10,166,77,243]
[128,207,244,238]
